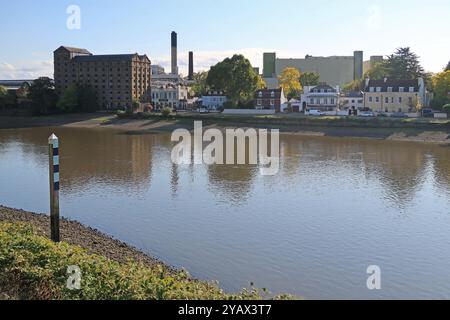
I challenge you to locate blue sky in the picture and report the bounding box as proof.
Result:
[0,0,449,79]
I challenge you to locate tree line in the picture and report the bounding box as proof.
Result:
[0,78,101,115]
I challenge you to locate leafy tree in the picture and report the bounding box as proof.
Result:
[442,104,450,114]
[299,72,320,87]
[385,47,424,80]
[257,75,266,89]
[77,84,99,112]
[342,79,364,92]
[28,77,57,115]
[430,71,450,109]
[0,85,7,97]
[364,61,391,80]
[206,55,260,106]
[57,84,78,113]
[278,67,302,99]
[0,86,11,109]
[191,71,209,97]
[446,61,450,72]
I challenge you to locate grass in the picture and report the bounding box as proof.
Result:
[0,222,295,300]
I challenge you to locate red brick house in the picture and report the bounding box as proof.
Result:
[254,88,287,112]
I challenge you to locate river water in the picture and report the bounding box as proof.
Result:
[1,126,450,299]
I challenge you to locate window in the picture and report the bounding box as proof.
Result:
[375,97,380,103]
[399,87,404,92]
[369,97,373,102]
[376,87,381,92]
[409,87,415,92]
[369,87,375,92]
[387,87,393,92]
[310,98,314,104]
[270,99,274,106]
[271,91,275,98]
[257,99,262,106]
[331,98,335,104]
[385,97,389,103]
[399,97,402,103]
[258,92,263,98]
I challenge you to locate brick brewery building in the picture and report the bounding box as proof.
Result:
[54,46,151,109]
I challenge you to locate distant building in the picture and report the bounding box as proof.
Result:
[254,88,287,112]
[201,91,227,110]
[339,91,364,111]
[151,65,165,76]
[54,46,151,110]
[363,78,426,113]
[151,83,189,110]
[263,51,367,88]
[301,84,340,111]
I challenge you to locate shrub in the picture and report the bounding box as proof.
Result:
[443,104,450,114]
[0,222,295,300]
[161,107,172,117]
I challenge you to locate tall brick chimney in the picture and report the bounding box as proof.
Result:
[171,31,178,75]
[188,51,194,80]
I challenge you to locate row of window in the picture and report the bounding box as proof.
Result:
[309,98,336,105]
[368,96,413,104]
[256,99,275,106]
[369,87,415,93]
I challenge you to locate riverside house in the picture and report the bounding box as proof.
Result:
[363,78,426,113]
[254,88,287,112]
[300,83,340,112]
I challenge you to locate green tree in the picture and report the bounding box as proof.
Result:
[445,61,450,71]
[364,61,391,80]
[0,85,7,97]
[0,86,9,109]
[191,71,209,97]
[78,84,99,112]
[28,77,57,115]
[206,55,260,106]
[385,47,425,80]
[278,67,302,99]
[342,79,364,92]
[299,71,320,87]
[430,70,450,109]
[57,84,78,113]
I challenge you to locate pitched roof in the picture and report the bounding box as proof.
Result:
[255,88,283,99]
[55,46,92,55]
[341,91,363,98]
[365,79,419,92]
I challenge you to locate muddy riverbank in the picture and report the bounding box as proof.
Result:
[0,113,449,144]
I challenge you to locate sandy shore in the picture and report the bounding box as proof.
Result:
[0,205,170,269]
[0,113,449,144]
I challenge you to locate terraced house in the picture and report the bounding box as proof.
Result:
[54,46,151,109]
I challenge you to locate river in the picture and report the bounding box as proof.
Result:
[1,126,450,299]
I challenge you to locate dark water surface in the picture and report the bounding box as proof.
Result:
[1,126,450,299]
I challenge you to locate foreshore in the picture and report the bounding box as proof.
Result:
[0,205,168,268]
[0,113,449,144]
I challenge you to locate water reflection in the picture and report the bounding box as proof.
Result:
[2,127,450,299]
[1,128,450,206]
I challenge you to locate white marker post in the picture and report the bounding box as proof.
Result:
[48,134,60,242]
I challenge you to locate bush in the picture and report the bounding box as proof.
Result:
[443,104,450,114]
[161,107,172,117]
[0,222,295,300]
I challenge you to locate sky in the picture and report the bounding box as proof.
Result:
[0,0,449,79]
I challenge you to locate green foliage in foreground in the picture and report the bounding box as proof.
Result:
[0,222,295,300]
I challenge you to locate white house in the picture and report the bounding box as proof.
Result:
[201,91,227,110]
[300,83,340,112]
[151,83,189,110]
